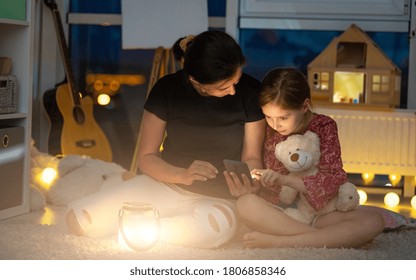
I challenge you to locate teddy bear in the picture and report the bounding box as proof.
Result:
[274,131,360,224]
[30,140,126,210]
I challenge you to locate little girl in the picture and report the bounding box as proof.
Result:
[235,68,385,248]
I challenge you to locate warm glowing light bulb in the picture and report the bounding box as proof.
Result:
[411,196,416,210]
[41,167,57,185]
[388,174,402,186]
[93,79,104,91]
[97,94,111,106]
[384,192,400,208]
[361,173,375,185]
[118,202,160,251]
[109,80,120,91]
[357,189,367,205]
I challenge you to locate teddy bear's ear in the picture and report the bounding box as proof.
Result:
[57,155,87,176]
[274,141,285,161]
[304,131,319,144]
[303,131,321,162]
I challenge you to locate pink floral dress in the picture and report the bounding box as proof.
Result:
[259,113,348,210]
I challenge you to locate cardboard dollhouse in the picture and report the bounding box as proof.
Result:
[307,24,401,108]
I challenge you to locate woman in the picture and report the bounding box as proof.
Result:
[65,30,265,248]
[234,68,385,248]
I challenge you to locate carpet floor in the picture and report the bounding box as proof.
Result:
[1,205,415,260]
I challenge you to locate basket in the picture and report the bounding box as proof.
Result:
[0,75,17,114]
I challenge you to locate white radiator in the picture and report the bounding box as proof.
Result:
[317,107,416,196]
[317,107,416,175]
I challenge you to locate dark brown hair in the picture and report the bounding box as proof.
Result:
[172,30,245,84]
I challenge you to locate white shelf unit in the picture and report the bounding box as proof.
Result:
[0,0,35,220]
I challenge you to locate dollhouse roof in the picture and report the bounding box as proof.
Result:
[308,24,400,72]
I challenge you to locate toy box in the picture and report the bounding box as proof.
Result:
[0,126,25,218]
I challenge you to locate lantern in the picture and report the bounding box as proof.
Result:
[118,202,160,251]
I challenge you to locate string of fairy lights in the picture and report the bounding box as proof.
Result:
[359,173,416,209]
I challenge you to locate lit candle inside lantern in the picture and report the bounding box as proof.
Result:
[118,202,160,251]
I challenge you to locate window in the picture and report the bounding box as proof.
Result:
[312,72,330,91]
[372,74,390,93]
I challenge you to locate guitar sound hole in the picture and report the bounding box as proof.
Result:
[73,107,85,124]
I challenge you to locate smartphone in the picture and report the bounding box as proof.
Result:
[223,159,252,181]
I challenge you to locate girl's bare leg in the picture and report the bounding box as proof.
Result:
[237,194,385,248]
[236,194,316,235]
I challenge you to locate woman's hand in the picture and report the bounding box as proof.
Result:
[224,171,262,197]
[178,160,218,185]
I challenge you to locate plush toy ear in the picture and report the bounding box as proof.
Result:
[304,131,319,144]
[57,155,87,177]
[274,141,285,162]
[304,131,320,153]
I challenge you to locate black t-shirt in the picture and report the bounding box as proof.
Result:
[144,70,264,198]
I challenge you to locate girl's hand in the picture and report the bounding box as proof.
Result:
[259,169,285,188]
[224,171,262,197]
[179,160,218,185]
[250,168,267,181]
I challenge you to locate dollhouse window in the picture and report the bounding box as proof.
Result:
[312,72,329,91]
[321,72,329,90]
[372,74,390,92]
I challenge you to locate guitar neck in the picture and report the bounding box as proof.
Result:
[47,1,80,106]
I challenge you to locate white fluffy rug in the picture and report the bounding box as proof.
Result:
[1,206,416,260]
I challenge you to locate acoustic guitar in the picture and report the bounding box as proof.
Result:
[43,0,112,162]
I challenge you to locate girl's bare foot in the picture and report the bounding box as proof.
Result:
[243,231,283,248]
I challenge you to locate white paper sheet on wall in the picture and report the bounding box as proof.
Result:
[121,0,208,49]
